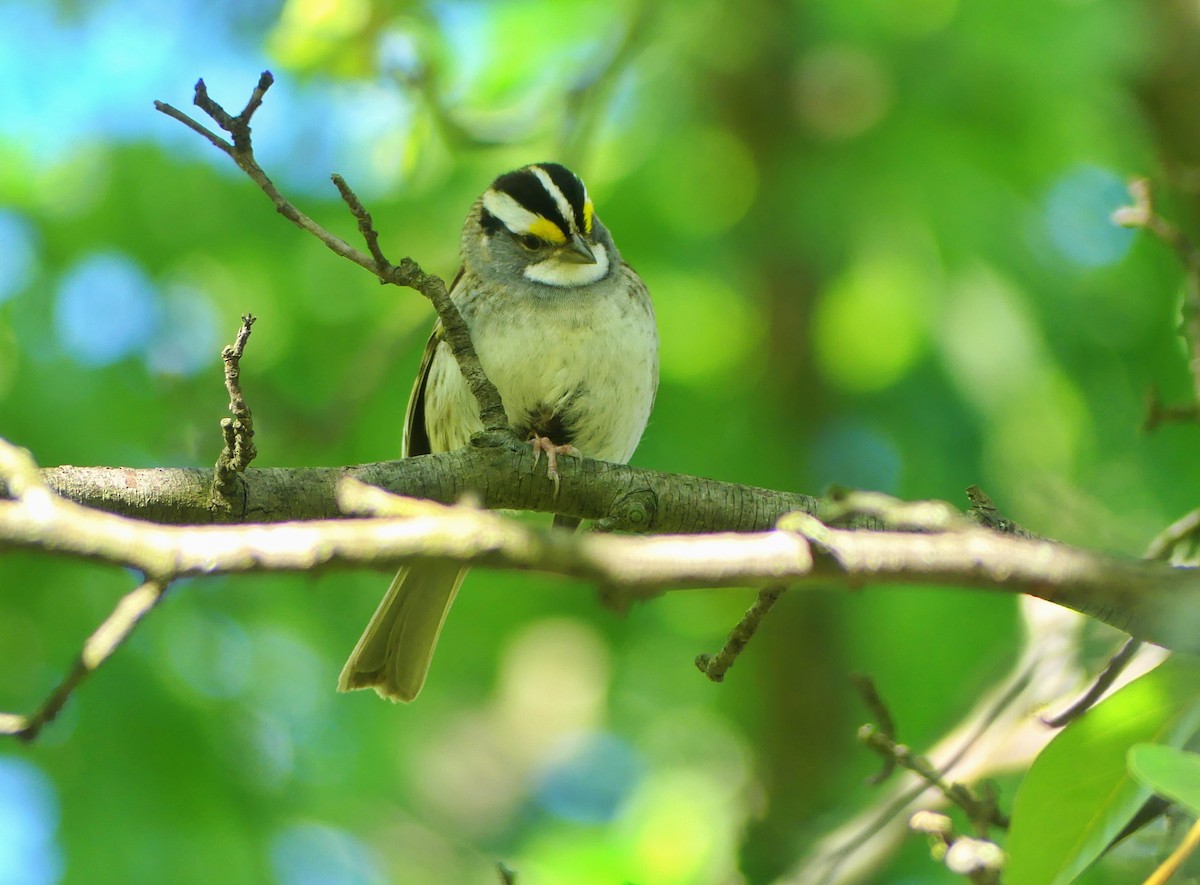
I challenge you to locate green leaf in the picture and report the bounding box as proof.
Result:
[1129,743,1200,816]
[1005,656,1200,885]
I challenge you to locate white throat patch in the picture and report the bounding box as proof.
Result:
[523,243,610,287]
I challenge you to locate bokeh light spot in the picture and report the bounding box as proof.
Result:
[1044,165,1135,268]
[54,252,160,367]
[496,618,610,758]
[938,268,1041,414]
[625,771,729,884]
[0,757,62,885]
[162,609,252,700]
[244,626,327,728]
[269,0,371,69]
[652,270,760,383]
[813,246,932,392]
[35,146,112,220]
[794,45,892,140]
[534,732,642,824]
[650,127,758,237]
[228,711,296,794]
[987,372,1088,478]
[808,420,902,491]
[0,211,37,304]
[145,285,220,377]
[270,821,383,885]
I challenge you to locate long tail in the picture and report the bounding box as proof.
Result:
[337,562,467,702]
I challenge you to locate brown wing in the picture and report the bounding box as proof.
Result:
[402,268,465,458]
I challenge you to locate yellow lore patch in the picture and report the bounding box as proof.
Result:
[527,216,568,244]
[583,199,594,234]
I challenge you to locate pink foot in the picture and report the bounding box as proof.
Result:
[529,435,580,495]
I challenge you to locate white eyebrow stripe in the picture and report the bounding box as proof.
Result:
[530,165,579,233]
[482,189,540,234]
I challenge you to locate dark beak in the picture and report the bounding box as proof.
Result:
[559,233,597,264]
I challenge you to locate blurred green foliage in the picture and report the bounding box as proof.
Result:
[2,0,1199,882]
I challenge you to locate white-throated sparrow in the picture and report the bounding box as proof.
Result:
[338,163,659,702]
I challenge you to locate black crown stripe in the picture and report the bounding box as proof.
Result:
[538,163,587,233]
[479,207,503,236]
[490,166,572,238]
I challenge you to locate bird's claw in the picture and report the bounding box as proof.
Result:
[529,435,580,497]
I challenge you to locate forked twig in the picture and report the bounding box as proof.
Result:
[155,74,509,437]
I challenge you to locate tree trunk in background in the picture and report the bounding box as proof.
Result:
[1137,0,1200,222]
[701,2,851,880]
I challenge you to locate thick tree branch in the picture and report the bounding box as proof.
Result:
[27,448,817,532]
[5,441,1200,655]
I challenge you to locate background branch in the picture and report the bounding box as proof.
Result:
[0,579,168,742]
[1114,177,1200,427]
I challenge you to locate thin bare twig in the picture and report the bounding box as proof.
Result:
[797,660,1041,882]
[1113,177,1200,278]
[1038,497,1197,728]
[859,725,1010,833]
[695,585,784,682]
[1145,506,1200,563]
[0,579,168,742]
[212,314,258,504]
[1144,387,1200,432]
[852,673,898,784]
[156,75,369,272]
[1041,635,1142,729]
[154,74,509,437]
[331,174,389,274]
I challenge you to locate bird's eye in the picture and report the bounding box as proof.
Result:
[516,233,542,250]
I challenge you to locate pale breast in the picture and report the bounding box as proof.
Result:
[422,265,658,464]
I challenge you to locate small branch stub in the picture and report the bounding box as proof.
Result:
[852,673,899,784]
[695,585,785,682]
[212,314,258,506]
[860,724,1010,833]
[1114,177,1200,429]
